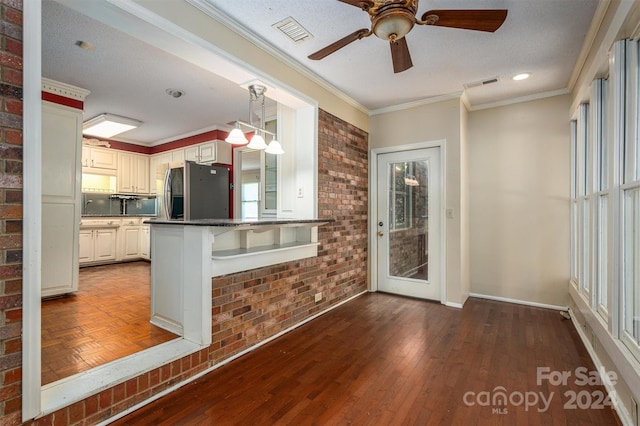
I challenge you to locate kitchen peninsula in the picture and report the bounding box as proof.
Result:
[147,218,332,344]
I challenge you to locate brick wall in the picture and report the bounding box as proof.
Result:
[17,107,368,424]
[0,0,23,424]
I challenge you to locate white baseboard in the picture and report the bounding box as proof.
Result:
[469,292,568,311]
[100,290,369,425]
[445,301,464,309]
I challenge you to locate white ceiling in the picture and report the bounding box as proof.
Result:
[42,0,600,146]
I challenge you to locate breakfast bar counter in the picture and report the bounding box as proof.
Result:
[145,218,332,342]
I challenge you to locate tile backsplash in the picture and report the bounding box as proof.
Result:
[82,193,156,216]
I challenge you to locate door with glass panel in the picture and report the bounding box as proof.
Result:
[376,148,442,301]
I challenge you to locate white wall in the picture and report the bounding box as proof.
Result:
[468,94,571,307]
[370,97,468,306]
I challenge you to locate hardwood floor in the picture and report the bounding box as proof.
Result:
[113,293,621,425]
[41,261,178,385]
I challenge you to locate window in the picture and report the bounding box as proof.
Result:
[241,182,260,219]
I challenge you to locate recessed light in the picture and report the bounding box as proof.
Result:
[512,73,531,81]
[166,88,185,98]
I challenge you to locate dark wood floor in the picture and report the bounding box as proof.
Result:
[114,293,621,425]
[41,261,178,385]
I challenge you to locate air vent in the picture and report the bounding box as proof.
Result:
[272,17,313,43]
[463,77,500,89]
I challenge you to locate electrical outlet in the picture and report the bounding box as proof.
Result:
[315,292,322,303]
[297,187,304,198]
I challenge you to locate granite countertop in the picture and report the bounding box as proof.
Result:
[147,218,334,227]
[82,214,157,218]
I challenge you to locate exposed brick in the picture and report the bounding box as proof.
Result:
[0,173,21,188]
[0,381,19,400]
[0,294,20,309]
[0,321,19,339]
[4,394,20,414]
[5,160,21,174]
[68,401,84,424]
[5,249,21,263]
[4,337,20,354]
[4,128,20,146]
[3,366,20,384]
[5,98,21,114]
[0,205,21,220]
[98,388,112,410]
[5,220,21,233]
[0,143,21,160]
[4,190,21,203]
[4,7,21,27]
[2,68,21,88]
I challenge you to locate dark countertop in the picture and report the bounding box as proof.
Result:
[82,215,157,218]
[146,218,334,227]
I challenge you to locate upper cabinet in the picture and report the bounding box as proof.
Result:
[82,146,118,171]
[117,152,150,194]
[184,140,231,165]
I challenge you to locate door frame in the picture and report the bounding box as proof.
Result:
[369,140,447,304]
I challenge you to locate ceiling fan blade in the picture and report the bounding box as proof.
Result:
[308,29,370,60]
[337,0,374,10]
[390,37,412,73]
[420,9,508,32]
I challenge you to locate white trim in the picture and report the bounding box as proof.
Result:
[470,88,570,112]
[98,290,368,426]
[23,0,42,421]
[40,339,201,417]
[41,77,90,101]
[567,0,612,93]
[369,92,464,116]
[369,140,447,305]
[569,312,631,425]
[469,293,568,311]
[445,302,463,309]
[185,0,368,116]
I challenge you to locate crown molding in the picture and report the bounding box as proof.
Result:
[186,0,369,116]
[41,77,90,100]
[470,88,569,112]
[369,91,465,116]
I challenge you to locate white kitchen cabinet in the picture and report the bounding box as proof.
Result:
[82,146,117,170]
[118,152,150,194]
[184,140,231,165]
[140,224,150,260]
[171,149,185,162]
[149,152,171,194]
[42,96,86,297]
[120,218,142,260]
[79,228,117,265]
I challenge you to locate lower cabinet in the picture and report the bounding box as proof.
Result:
[120,223,142,260]
[79,228,117,264]
[79,217,152,266]
[140,224,150,260]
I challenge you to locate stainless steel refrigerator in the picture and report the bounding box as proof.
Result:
[158,160,230,220]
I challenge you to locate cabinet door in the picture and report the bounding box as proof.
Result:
[78,229,94,263]
[184,146,198,162]
[90,147,118,169]
[134,154,150,194]
[81,145,91,167]
[171,149,185,162]
[198,142,217,163]
[94,229,117,261]
[149,153,171,194]
[122,226,141,259]
[118,152,135,193]
[140,225,150,259]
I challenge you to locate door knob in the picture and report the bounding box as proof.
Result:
[378,231,384,237]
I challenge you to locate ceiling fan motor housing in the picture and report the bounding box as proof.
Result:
[370,0,418,41]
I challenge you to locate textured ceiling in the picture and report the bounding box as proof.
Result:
[42,0,600,146]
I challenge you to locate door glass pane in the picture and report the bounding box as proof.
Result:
[388,160,429,280]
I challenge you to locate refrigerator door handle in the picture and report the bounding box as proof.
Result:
[163,168,172,219]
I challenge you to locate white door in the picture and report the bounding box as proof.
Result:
[376,147,442,301]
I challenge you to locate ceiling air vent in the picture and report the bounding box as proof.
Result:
[272,17,313,43]
[463,77,500,90]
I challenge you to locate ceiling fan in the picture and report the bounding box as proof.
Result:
[308,0,508,73]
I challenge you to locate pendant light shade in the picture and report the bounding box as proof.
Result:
[247,133,267,150]
[265,139,284,155]
[225,126,249,144]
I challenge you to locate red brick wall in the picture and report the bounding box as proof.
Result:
[16,106,367,424]
[0,0,23,424]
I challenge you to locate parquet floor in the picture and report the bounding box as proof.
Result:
[41,261,178,385]
[115,293,621,425]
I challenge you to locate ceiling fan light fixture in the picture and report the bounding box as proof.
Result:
[371,6,416,41]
